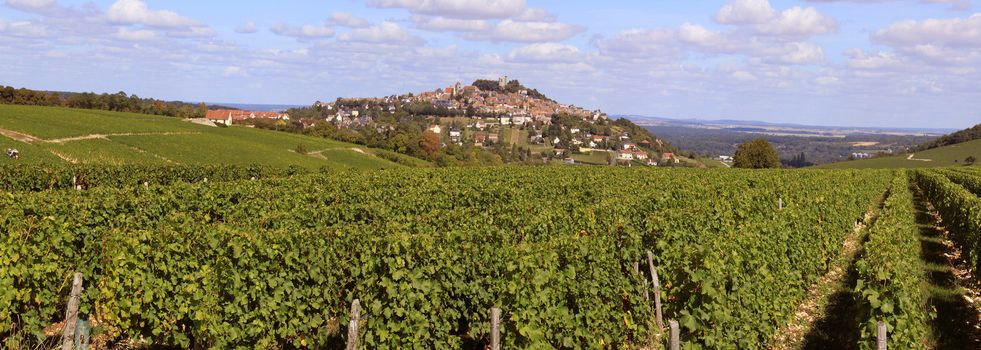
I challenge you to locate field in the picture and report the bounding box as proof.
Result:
[3,164,981,349]
[816,138,981,169]
[569,151,610,165]
[0,105,420,169]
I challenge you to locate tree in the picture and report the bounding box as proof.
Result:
[419,132,441,158]
[734,138,781,169]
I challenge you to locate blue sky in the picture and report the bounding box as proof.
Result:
[1,0,979,128]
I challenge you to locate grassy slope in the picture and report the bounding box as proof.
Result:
[0,105,424,169]
[815,139,981,169]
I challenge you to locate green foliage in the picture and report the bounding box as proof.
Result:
[0,164,303,192]
[854,173,932,349]
[734,138,781,169]
[0,104,413,170]
[0,85,206,118]
[915,124,981,152]
[0,167,893,348]
[915,170,981,272]
[294,143,308,155]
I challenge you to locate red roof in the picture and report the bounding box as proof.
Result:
[206,109,286,121]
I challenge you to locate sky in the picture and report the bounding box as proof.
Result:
[0,0,979,129]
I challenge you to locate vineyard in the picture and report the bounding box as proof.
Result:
[2,166,981,349]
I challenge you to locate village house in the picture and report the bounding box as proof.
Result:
[618,152,635,161]
[428,124,442,134]
[206,109,290,126]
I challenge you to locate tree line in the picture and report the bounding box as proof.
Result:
[0,85,207,118]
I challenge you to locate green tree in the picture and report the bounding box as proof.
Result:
[734,138,781,169]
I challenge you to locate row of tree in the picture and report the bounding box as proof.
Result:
[0,86,207,118]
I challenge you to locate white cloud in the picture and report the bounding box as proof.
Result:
[508,42,581,62]
[107,0,199,28]
[593,28,680,58]
[772,42,825,64]
[732,70,758,80]
[223,66,247,77]
[339,21,422,45]
[113,27,155,41]
[805,0,972,11]
[168,26,216,38]
[873,13,981,48]
[514,8,556,22]
[328,12,370,28]
[4,20,47,37]
[366,0,527,19]
[715,0,775,24]
[678,23,733,51]
[465,19,584,42]
[236,21,258,34]
[411,15,489,32]
[845,49,903,69]
[271,23,335,39]
[5,0,55,11]
[756,7,837,37]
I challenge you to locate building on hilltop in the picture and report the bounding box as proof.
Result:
[498,76,508,89]
[205,109,290,126]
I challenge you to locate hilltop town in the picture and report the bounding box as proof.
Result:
[256,76,683,166]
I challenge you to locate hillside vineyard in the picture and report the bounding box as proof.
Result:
[4,166,981,348]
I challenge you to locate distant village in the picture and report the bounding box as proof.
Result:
[202,76,683,166]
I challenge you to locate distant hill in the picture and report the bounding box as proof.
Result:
[0,104,427,169]
[814,138,981,169]
[914,123,981,152]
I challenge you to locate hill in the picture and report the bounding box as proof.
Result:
[0,104,427,169]
[914,123,981,152]
[280,76,683,167]
[814,138,981,169]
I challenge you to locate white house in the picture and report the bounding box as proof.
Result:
[428,124,442,134]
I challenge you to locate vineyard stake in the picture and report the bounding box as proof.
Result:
[491,307,501,350]
[779,197,783,210]
[647,250,664,329]
[61,272,83,350]
[669,320,680,350]
[346,299,361,350]
[634,261,649,301]
[876,321,887,350]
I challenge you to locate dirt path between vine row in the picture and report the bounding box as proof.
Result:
[914,187,981,349]
[46,131,200,143]
[907,153,933,162]
[768,206,881,350]
[0,127,42,143]
[0,127,199,144]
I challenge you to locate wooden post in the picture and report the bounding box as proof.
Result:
[634,261,649,301]
[491,307,501,350]
[647,250,664,329]
[669,320,680,350]
[876,321,887,350]
[778,197,783,210]
[346,299,361,350]
[61,272,83,350]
